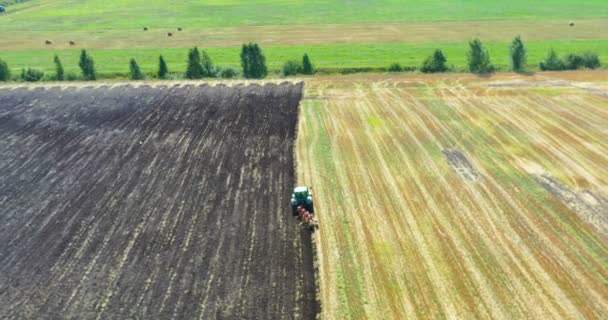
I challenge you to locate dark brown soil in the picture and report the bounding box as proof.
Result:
[442,149,481,182]
[0,83,318,319]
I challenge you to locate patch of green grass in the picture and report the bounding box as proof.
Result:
[2,40,607,76]
[368,116,383,128]
[1,0,606,31]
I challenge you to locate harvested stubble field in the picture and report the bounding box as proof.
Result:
[297,72,608,319]
[0,82,317,319]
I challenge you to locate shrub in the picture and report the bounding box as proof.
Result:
[302,53,314,75]
[54,54,64,81]
[564,54,585,70]
[0,59,10,81]
[421,49,448,73]
[218,67,239,79]
[186,47,204,79]
[510,36,527,72]
[240,43,267,79]
[21,68,44,82]
[78,49,96,80]
[539,49,565,71]
[282,60,301,76]
[468,38,494,73]
[129,58,145,80]
[388,63,402,72]
[66,72,79,81]
[580,52,601,69]
[158,55,168,79]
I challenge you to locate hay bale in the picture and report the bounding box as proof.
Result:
[569,21,575,27]
[45,40,52,45]
[177,27,182,31]
[168,32,173,37]
[69,41,75,45]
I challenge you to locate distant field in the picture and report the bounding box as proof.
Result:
[0,1,606,76]
[1,0,606,30]
[2,40,607,76]
[297,72,608,319]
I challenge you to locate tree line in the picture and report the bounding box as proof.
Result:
[0,38,603,82]
[390,36,601,74]
[0,43,277,82]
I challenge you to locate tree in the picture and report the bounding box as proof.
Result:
[158,55,168,79]
[186,47,204,79]
[467,39,494,73]
[539,49,565,71]
[240,43,267,79]
[200,50,215,77]
[302,53,314,75]
[54,55,64,81]
[282,60,301,76]
[510,36,527,72]
[78,49,96,80]
[129,58,144,80]
[21,68,44,82]
[421,49,448,73]
[0,59,10,81]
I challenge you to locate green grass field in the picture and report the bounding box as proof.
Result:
[3,40,607,77]
[0,0,606,77]
[2,0,607,31]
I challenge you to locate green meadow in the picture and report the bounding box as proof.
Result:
[2,40,607,77]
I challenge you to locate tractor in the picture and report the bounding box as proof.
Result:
[291,186,318,230]
[291,186,314,216]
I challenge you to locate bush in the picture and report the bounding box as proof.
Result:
[282,60,301,76]
[129,58,145,80]
[66,72,79,81]
[564,54,585,70]
[468,38,494,73]
[580,52,601,69]
[54,54,64,81]
[158,55,168,79]
[539,50,601,71]
[21,68,44,82]
[218,67,239,79]
[510,36,527,72]
[240,43,267,79]
[78,49,96,80]
[421,49,448,73]
[0,58,10,81]
[302,53,314,75]
[388,63,402,72]
[539,49,565,71]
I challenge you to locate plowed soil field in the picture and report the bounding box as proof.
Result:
[297,72,608,319]
[0,83,317,319]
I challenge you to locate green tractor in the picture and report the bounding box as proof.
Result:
[291,186,314,216]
